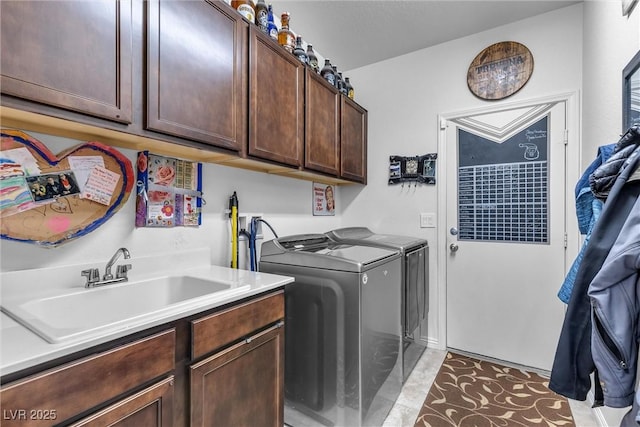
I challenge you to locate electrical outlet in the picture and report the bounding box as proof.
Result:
[420,213,436,228]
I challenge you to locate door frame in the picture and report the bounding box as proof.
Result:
[432,92,581,350]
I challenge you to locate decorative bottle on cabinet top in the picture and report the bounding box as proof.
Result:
[293,36,308,64]
[320,59,335,86]
[231,0,255,23]
[306,44,319,73]
[345,77,354,99]
[266,4,278,40]
[277,12,295,53]
[337,72,348,95]
[331,65,341,89]
[254,0,268,33]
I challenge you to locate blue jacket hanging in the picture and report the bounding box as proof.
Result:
[557,144,615,304]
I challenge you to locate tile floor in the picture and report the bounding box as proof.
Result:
[382,348,601,427]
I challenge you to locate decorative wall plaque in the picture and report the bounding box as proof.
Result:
[467,41,534,100]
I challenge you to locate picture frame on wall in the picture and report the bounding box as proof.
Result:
[622,0,638,16]
[623,50,640,131]
[312,182,335,216]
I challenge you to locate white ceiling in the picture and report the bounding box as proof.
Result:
[269,0,581,71]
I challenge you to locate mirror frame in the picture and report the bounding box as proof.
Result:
[623,50,640,132]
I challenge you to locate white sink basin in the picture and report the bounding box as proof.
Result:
[1,276,250,344]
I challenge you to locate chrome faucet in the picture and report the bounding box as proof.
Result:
[82,247,132,288]
[104,247,131,280]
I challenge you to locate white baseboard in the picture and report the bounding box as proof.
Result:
[587,390,629,427]
[587,391,608,427]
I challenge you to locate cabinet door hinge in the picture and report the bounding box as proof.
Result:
[440,118,448,130]
[564,233,568,249]
[563,129,569,145]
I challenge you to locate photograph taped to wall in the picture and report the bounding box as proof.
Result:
[25,171,80,202]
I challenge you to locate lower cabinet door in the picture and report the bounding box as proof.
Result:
[190,323,284,427]
[69,377,174,427]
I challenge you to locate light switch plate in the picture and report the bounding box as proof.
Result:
[420,213,436,228]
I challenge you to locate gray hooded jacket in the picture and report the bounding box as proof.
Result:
[588,193,640,408]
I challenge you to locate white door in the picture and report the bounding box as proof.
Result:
[445,101,567,371]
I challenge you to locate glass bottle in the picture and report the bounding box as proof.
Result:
[337,72,348,95]
[332,65,342,89]
[345,77,354,99]
[231,0,255,24]
[306,44,319,73]
[293,36,308,64]
[254,0,268,33]
[266,4,278,40]
[320,59,335,87]
[277,12,295,53]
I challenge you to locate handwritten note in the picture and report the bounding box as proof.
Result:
[81,166,120,205]
[68,156,105,192]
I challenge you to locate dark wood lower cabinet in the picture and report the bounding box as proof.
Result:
[190,323,284,427]
[0,290,285,427]
[69,377,174,427]
[0,330,175,427]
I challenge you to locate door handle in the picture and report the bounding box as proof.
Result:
[450,243,459,253]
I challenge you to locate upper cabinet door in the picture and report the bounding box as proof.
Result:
[248,28,304,167]
[305,70,340,176]
[340,97,368,183]
[146,0,246,151]
[0,0,133,123]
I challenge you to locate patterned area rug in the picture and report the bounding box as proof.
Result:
[414,352,575,427]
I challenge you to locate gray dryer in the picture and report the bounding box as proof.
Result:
[326,227,428,382]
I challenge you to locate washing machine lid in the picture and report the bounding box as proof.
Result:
[326,227,428,251]
[260,233,400,272]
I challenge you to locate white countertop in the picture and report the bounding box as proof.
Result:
[0,249,294,377]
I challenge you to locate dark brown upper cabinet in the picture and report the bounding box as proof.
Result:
[248,27,304,167]
[146,0,246,151]
[0,0,133,123]
[305,70,340,176]
[340,97,368,183]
